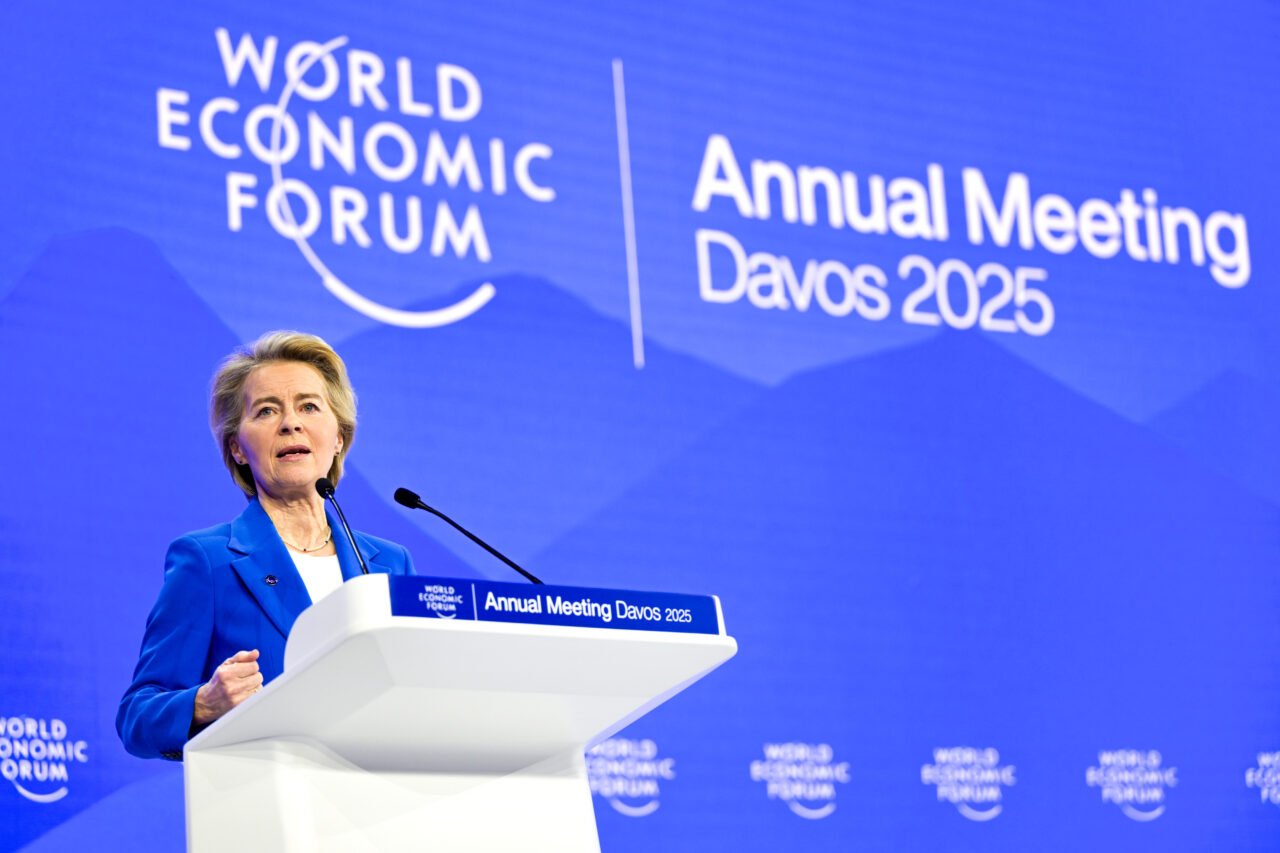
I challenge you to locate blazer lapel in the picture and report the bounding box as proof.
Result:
[227,498,314,639]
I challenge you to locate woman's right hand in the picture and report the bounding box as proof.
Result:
[193,649,263,726]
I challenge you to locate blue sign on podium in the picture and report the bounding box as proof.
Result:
[389,576,724,636]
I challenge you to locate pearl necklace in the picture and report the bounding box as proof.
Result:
[281,526,333,554]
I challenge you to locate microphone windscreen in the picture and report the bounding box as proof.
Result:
[315,478,335,498]
[394,487,421,508]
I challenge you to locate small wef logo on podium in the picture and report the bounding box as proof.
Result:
[0,716,89,804]
[1246,751,1280,805]
[416,582,464,619]
[749,742,850,819]
[1085,749,1177,821]
[920,746,1016,821]
[586,738,674,817]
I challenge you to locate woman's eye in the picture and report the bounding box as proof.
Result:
[302,402,320,412]
[255,406,275,417]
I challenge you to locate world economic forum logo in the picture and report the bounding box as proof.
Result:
[586,738,674,817]
[920,746,1015,821]
[0,716,89,804]
[749,742,850,819]
[155,28,558,328]
[1085,749,1177,821]
[1245,751,1280,805]
[416,582,464,619]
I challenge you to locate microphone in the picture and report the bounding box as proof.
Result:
[394,487,543,585]
[316,478,369,575]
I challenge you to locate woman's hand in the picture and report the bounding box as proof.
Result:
[193,649,263,726]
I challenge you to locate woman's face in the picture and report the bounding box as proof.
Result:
[229,361,344,501]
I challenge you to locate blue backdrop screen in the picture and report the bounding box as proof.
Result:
[2,2,1279,850]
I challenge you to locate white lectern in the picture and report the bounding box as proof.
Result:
[183,574,737,852]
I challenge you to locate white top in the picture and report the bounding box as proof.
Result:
[288,552,344,604]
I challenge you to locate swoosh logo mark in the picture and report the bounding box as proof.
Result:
[957,803,1002,822]
[13,782,69,803]
[608,798,659,817]
[268,36,495,328]
[787,800,836,820]
[1121,804,1165,822]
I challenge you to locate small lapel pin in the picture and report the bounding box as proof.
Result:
[264,575,278,586]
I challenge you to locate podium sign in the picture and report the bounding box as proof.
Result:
[183,573,737,852]
[388,575,725,634]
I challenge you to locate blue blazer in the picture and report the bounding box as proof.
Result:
[116,497,414,760]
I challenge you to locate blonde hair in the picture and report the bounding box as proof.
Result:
[210,331,357,497]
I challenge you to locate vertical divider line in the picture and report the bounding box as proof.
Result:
[612,59,645,369]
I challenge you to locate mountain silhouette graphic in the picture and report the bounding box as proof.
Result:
[336,273,764,572]
[535,329,1280,851]
[1146,369,1280,507]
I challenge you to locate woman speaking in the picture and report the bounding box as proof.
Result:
[117,332,415,760]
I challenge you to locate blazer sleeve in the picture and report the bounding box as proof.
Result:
[116,536,216,760]
[365,532,416,576]
[397,541,416,575]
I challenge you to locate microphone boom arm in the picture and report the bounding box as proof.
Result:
[395,488,543,584]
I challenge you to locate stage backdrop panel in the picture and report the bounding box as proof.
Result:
[2,1,1278,850]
